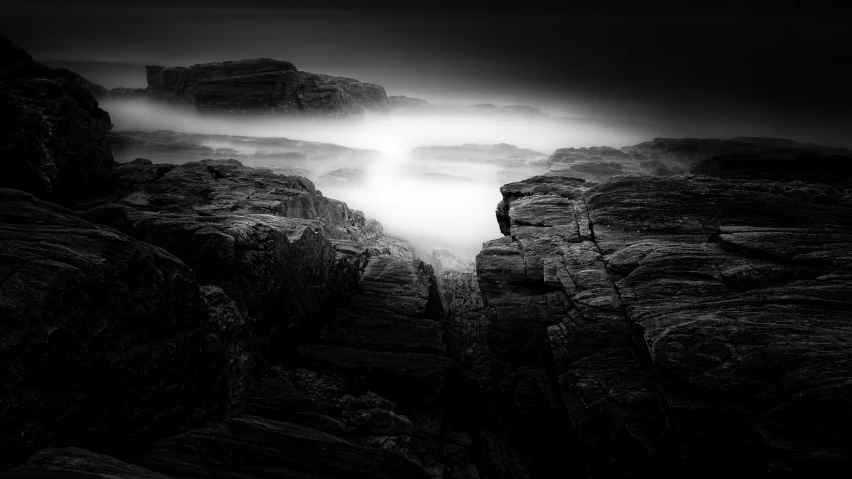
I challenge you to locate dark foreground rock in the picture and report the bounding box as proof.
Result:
[0,37,114,200]
[475,174,852,478]
[0,188,208,468]
[145,58,388,116]
[0,149,462,478]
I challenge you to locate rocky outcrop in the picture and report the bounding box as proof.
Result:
[0,188,209,468]
[547,137,852,185]
[475,174,852,477]
[145,58,388,116]
[1,149,462,477]
[0,448,170,479]
[105,130,380,185]
[0,37,115,200]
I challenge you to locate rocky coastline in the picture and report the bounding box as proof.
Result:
[2,36,851,478]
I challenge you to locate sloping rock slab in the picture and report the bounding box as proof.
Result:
[0,188,207,469]
[132,415,428,479]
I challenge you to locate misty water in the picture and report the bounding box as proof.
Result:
[104,98,670,262]
[102,96,846,263]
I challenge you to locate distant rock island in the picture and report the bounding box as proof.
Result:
[143,58,389,116]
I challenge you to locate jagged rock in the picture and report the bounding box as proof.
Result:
[0,448,170,478]
[145,58,388,116]
[0,188,209,469]
[475,174,852,477]
[0,37,114,200]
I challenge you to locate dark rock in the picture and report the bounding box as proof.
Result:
[145,58,388,116]
[0,448,170,478]
[104,87,148,98]
[545,137,852,185]
[475,174,852,477]
[0,37,115,200]
[0,188,209,469]
[133,415,429,479]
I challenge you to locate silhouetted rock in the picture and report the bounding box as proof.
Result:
[475,174,852,477]
[145,58,388,116]
[0,37,114,200]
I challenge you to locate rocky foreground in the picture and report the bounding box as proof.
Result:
[3,35,852,479]
[473,174,852,477]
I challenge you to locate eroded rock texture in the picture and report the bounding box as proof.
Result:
[1,151,462,477]
[0,37,114,199]
[476,174,852,478]
[0,188,208,468]
[547,137,852,186]
[145,59,388,116]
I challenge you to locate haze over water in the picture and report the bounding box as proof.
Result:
[6,1,851,261]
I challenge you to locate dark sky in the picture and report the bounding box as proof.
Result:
[2,1,851,143]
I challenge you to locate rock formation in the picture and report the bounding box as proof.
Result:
[547,137,852,184]
[0,37,465,478]
[145,58,388,116]
[0,36,114,200]
[105,130,380,184]
[475,174,852,477]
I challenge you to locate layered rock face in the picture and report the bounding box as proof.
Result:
[476,174,852,477]
[0,37,114,199]
[547,137,852,185]
[1,154,463,476]
[145,59,388,116]
[0,188,209,468]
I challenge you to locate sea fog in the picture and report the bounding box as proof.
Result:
[101,96,846,263]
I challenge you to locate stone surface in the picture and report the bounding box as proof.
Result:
[475,174,852,477]
[0,448,170,479]
[547,137,852,186]
[0,37,114,200]
[145,58,388,116]
[0,188,209,469]
[133,415,429,479]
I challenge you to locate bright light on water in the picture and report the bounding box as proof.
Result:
[102,98,660,262]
